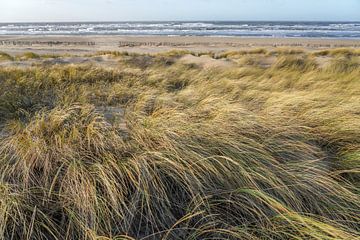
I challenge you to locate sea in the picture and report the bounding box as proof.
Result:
[0,21,360,39]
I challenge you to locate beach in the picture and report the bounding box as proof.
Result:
[1,35,360,55]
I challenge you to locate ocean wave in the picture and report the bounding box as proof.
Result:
[0,21,359,38]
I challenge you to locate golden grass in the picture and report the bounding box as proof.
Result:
[21,52,40,60]
[312,48,360,57]
[268,48,305,56]
[0,48,359,239]
[219,48,268,59]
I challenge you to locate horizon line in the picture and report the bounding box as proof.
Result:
[1,20,360,24]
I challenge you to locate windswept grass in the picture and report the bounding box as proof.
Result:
[268,48,305,56]
[20,52,40,60]
[219,48,268,59]
[272,56,318,72]
[0,52,13,61]
[325,57,360,73]
[312,48,360,57]
[0,48,359,239]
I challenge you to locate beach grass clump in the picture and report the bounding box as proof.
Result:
[92,51,134,57]
[0,49,359,239]
[158,49,192,58]
[312,49,331,57]
[0,52,14,61]
[39,53,63,59]
[219,48,268,59]
[119,54,177,69]
[313,48,360,57]
[272,55,318,72]
[325,56,359,73]
[20,52,41,60]
[191,51,217,59]
[247,48,268,55]
[268,48,305,56]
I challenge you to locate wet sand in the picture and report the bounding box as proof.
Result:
[1,35,360,55]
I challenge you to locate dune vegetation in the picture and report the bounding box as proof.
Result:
[0,48,359,240]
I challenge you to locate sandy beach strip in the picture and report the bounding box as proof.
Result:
[1,35,360,55]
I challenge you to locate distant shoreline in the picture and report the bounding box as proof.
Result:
[1,34,360,40]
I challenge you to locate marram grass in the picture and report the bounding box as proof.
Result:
[0,49,359,239]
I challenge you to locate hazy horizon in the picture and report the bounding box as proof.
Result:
[1,0,360,23]
[2,20,360,24]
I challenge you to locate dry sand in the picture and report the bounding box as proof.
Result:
[1,35,360,55]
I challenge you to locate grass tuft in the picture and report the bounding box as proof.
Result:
[20,52,41,60]
[0,52,14,61]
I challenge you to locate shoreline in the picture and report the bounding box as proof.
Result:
[1,34,360,39]
[1,35,360,55]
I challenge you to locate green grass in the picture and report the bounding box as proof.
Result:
[0,48,359,240]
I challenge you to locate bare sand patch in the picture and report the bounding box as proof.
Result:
[179,54,234,69]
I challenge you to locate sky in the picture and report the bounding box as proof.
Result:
[1,0,360,22]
